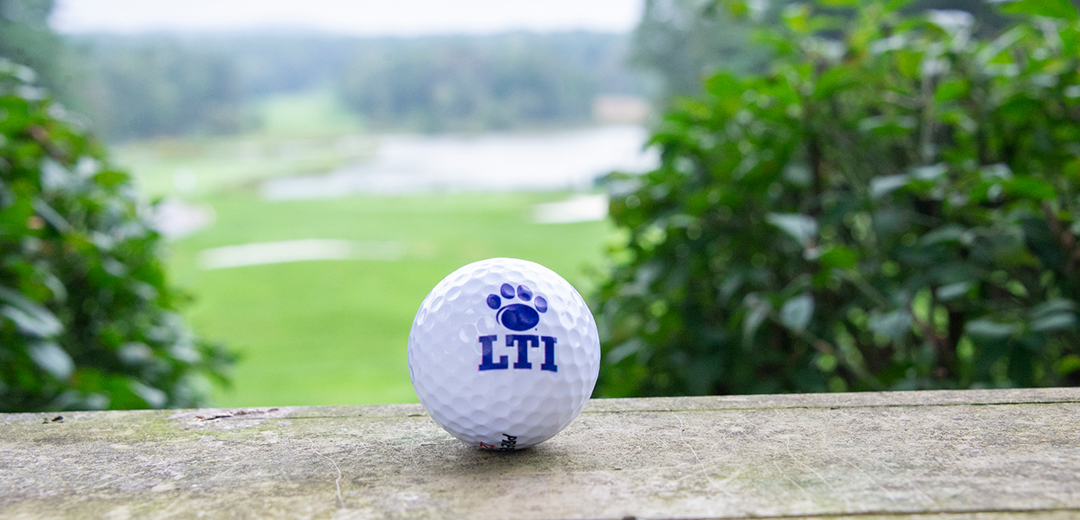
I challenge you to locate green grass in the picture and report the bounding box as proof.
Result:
[114,90,372,198]
[169,191,611,407]
[258,89,363,137]
[114,135,374,198]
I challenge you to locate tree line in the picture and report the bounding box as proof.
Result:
[2,1,646,141]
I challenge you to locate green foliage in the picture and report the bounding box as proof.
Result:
[0,61,235,411]
[630,0,1013,115]
[595,0,1080,397]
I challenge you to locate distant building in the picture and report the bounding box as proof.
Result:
[592,95,651,125]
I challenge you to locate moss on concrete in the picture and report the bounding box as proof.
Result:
[2,390,1080,519]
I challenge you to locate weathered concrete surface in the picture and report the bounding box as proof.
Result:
[1,388,1079,519]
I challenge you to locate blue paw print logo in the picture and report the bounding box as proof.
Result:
[487,283,548,331]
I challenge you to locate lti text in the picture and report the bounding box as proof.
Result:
[478,334,558,372]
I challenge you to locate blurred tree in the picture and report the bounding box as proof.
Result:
[52,32,642,139]
[337,33,639,132]
[73,39,251,140]
[0,0,73,103]
[0,60,235,411]
[630,0,772,107]
[596,0,1080,397]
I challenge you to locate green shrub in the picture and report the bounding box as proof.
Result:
[595,0,1080,396]
[0,60,234,412]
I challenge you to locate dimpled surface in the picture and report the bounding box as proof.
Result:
[408,258,600,450]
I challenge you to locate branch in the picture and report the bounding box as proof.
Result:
[1042,201,1080,273]
[28,125,69,162]
[908,301,951,380]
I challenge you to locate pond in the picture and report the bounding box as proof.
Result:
[260,125,656,200]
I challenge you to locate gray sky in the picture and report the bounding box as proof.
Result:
[51,0,644,35]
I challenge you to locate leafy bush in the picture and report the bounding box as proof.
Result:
[0,60,234,412]
[595,0,1080,397]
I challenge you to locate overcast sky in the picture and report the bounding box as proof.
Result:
[51,0,644,36]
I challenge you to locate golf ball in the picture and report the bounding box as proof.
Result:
[408,258,601,450]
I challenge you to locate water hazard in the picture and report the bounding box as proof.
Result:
[261,125,657,200]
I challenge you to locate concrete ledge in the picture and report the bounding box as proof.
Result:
[2,389,1079,519]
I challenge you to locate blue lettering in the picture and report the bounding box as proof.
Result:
[478,334,558,372]
[478,335,508,371]
[508,334,538,369]
[540,336,558,372]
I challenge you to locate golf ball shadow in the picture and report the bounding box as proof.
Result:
[486,283,548,331]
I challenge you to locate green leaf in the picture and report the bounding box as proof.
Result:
[118,342,155,366]
[1002,0,1079,20]
[870,174,909,198]
[976,27,1026,66]
[818,246,858,270]
[933,77,967,103]
[782,3,811,34]
[859,116,917,136]
[1029,298,1077,320]
[966,319,1021,339]
[743,296,769,349]
[935,282,971,301]
[94,170,128,187]
[0,288,62,338]
[922,225,968,245]
[1030,313,1076,332]
[32,199,73,233]
[28,342,74,380]
[814,68,858,100]
[896,49,920,78]
[766,213,818,245]
[724,0,750,18]
[910,164,948,180]
[129,380,168,408]
[780,293,814,332]
[719,273,744,303]
[816,354,838,372]
[606,338,645,365]
[980,163,1013,181]
[1003,177,1056,200]
[1057,355,1080,376]
[869,310,911,342]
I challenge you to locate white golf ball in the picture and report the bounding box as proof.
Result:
[408,258,601,450]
